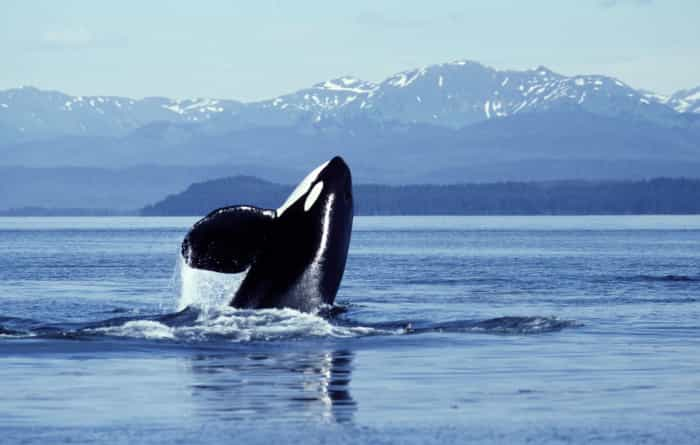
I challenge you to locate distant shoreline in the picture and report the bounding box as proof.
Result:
[5,177,700,217]
[141,177,700,217]
[3,212,700,217]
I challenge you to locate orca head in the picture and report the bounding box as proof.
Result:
[272,155,354,306]
[276,156,353,222]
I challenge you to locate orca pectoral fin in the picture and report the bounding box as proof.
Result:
[181,205,275,273]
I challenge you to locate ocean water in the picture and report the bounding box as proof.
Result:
[1,215,699,444]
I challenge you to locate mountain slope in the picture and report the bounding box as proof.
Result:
[2,109,698,186]
[1,60,697,146]
[666,86,700,114]
[0,86,243,141]
[248,60,682,128]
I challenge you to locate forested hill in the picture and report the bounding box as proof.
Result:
[141,177,700,216]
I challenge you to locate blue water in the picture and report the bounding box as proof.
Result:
[1,216,700,444]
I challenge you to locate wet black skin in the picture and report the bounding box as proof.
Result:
[181,156,353,313]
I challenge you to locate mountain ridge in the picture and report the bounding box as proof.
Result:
[1,59,698,145]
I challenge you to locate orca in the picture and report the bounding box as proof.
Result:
[181,156,353,313]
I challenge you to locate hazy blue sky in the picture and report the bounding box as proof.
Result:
[2,0,698,101]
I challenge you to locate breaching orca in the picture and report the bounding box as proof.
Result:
[181,156,353,313]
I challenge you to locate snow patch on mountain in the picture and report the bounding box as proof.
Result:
[1,61,696,142]
[665,86,700,113]
[317,76,377,94]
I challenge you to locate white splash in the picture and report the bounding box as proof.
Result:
[176,257,247,311]
[96,320,175,340]
[90,307,392,342]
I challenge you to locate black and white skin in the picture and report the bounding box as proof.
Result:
[181,156,354,313]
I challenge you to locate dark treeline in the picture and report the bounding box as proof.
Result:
[141,177,700,216]
[142,176,290,216]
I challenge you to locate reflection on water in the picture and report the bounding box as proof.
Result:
[187,350,356,424]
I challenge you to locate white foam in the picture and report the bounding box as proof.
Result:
[96,320,175,340]
[0,333,31,338]
[90,307,392,342]
[72,254,393,342]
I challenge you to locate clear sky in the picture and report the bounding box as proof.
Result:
[2,0,698,101]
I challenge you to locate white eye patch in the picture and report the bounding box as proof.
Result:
[277,160,329,216]
[304,181,324,212]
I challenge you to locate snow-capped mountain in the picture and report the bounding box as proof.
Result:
[665,86,700,114]
[0,60,698,145]
[249,60,685,128]
[255,77,378,117]
[0,86,242,140]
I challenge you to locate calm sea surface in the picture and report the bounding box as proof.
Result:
[1,216,699,444]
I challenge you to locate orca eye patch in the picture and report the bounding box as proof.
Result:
[277,160,329,216]
[304,181,324,212]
